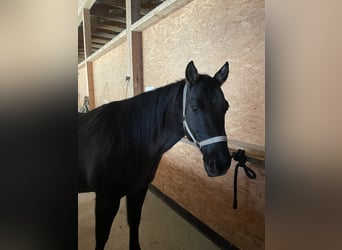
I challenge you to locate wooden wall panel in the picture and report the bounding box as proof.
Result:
[153,143,265,249]
[142,0,265,147]
[92,41,129,106]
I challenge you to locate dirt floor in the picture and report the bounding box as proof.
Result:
[78,191,219,250]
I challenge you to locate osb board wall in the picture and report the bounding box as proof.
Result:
[92,41,129,106]
[78,65,88,109]
[153,143,265,250]
[143,0,265,147]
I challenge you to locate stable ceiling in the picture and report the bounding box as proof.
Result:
[78,0,165,63]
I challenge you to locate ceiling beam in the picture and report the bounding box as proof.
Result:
[92,14,126,23]
[96,0,152,15]
[92,32,116,39]
[91,43,103,49]
[140,8,150,15]
[132,0,194,32]
[79,48,97,53]
[91,38,111,44]
[96,0,125,9]
[92,22,124,32]
[91,15,127,28]
[82,9,93,58]
[90,3,126,24]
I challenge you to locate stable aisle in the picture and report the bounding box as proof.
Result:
[78,191,219,250]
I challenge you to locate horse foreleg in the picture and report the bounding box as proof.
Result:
[126,186,148,250]
[95,193,120,250]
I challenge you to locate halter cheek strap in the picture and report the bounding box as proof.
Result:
[182,83,227,148]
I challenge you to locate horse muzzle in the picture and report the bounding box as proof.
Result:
[203,153,231,177]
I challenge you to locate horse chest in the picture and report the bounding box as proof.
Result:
[93,153,161,196]
[122,154,162,185]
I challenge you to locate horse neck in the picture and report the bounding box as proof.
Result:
[155,81,185,153]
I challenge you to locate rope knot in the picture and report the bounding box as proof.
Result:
[232,149,257,209]
[232,149,247,165]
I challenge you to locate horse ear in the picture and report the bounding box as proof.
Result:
[185,61,199,86]
[214,62,229,86]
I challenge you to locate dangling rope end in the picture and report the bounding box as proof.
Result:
[231,149,257,209]
[233,201,237,210]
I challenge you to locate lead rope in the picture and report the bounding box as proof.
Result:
[231,149,257,209]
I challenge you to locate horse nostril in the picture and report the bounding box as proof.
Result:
[209,159,216,168]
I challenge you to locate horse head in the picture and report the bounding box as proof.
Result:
[183,61,232,176]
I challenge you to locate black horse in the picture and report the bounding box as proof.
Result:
[78,61,232,250]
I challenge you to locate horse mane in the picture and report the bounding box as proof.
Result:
[78,80,185,157]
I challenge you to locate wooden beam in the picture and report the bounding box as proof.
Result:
[91,16,127,28]
[83,9,92,57]
[92,32,116,39]
[92,15,126,24]
[132,31,144,95]
[91,43,104,49]
[78,0,96,25]
[228,139,265,162]
[78,61,86,70]
[87,30,127,62]
[140,8,150,15]
[86,62,96,110]
[94,24,124,32]
[126,0,143,97]
[180,138,265,163]
[96,0,125,9]
[132,0,194,32]
[91,38,110,44]
[126,0,133,97]
[79,47,97,52]
[83,8,96,110]
[130,1,143,95]
[95,0,153,15]
[90,3,126,24]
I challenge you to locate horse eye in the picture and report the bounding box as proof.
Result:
[191,106,198,111]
